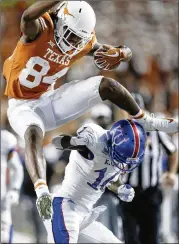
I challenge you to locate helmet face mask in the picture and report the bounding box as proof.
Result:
[111,148,143,172]
[54,20,92,56]
[53,1,96,57]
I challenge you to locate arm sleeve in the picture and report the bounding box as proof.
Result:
[158,131,177,155]
[52,134,87,151]
[53,124,103,151]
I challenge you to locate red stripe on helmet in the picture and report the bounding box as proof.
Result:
[127,120,140,158]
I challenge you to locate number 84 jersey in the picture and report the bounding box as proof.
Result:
[54,124,120,211]
[3,13,96,100]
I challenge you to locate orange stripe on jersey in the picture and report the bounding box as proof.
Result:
[3,12,96,100]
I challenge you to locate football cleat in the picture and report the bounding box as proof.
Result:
[135,113,179,134]
[36,193,53,221]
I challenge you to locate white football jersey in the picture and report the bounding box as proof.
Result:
[54,124,120,211]
[1,130,17,200]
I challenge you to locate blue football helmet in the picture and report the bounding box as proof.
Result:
[106,119,147,172]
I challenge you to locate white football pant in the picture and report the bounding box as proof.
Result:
[43,197,121,243]
[7,76,103,139]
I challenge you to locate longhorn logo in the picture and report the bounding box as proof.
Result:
[64,3,75,18]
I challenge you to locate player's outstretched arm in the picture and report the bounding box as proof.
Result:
[53,125,98,150]
[21,1,60,41]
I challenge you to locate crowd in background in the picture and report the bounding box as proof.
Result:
[1,0,178,243]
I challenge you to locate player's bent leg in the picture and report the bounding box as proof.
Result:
[24,125,46,184]
[99,77,140,116]
[78,221,122,243]
[35,76,103,131]
[8,107,46,184]
[51,197,80,243]
[24,125,53,220]
[99,77,179,133]
[7,103,52,220]
[7,101,45,140]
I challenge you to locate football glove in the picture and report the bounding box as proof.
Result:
[76,126,96,147]
[94,44,132,70]
[117,184,135,202]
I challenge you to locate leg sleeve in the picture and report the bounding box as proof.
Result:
[78,221,121,243]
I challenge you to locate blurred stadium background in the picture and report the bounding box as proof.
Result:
[1,0,178,243]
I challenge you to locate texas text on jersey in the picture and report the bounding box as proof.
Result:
[3,12,96,100]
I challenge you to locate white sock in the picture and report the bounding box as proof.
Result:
[34,179,49,198]
[132,109,144,119]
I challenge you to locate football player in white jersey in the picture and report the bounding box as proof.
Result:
[41,119,147,243]
[1,130,24,244]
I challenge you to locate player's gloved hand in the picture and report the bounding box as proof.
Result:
[76,126,96,147]
[94,44,132,70]
[117,184,135,202]
[6,189,20,205]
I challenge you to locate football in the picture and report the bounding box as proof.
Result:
[94,45,132,71]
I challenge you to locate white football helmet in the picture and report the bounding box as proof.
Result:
[54,1,96,56]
